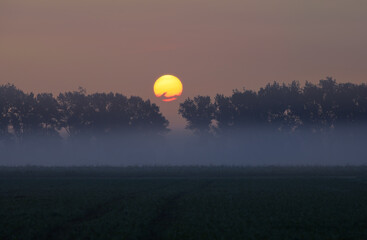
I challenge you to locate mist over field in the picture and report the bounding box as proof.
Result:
[1,127,366,166]
[1,79,366,166]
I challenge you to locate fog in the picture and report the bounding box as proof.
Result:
[1,127,366,166]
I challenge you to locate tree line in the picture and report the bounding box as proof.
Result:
[1,77,366,143]
[179,77,367,135]
[0,84,168,143]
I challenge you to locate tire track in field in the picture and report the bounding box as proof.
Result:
[43,183,174,240]
[144,180,213,240]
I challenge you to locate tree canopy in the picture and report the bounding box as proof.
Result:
[179,77,367,135]
[0,85,169,143]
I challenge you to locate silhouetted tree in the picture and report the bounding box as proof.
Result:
[178,96,215,135]
[127,96,169,133]
[35,93,62,138]
[1,85,41,142]
[213,94,235,131]
[57,88,92,138]
[0,84,20,142]
[214,89,260,133]
[103,93,130,131]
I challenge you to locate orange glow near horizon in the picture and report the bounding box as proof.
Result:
[154,75,183,102]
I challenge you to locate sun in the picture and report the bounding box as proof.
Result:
[154,75,183,102]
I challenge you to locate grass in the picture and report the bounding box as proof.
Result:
[1,166,367,240]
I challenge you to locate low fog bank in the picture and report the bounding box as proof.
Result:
[0,127,366,166]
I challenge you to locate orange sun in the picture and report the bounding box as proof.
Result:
[154,75,183,102]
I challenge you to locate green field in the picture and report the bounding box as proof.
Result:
[1,166,367,240]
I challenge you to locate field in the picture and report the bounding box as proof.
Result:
[1,167,367,240]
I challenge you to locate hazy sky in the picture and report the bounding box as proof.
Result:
[1,0,366,129]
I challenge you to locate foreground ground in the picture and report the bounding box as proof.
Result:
[1,166,367,240]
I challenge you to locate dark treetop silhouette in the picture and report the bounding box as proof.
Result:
[179,77,367,135]
[0,85,168,144]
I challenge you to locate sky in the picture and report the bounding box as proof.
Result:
[1,0,367,130]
